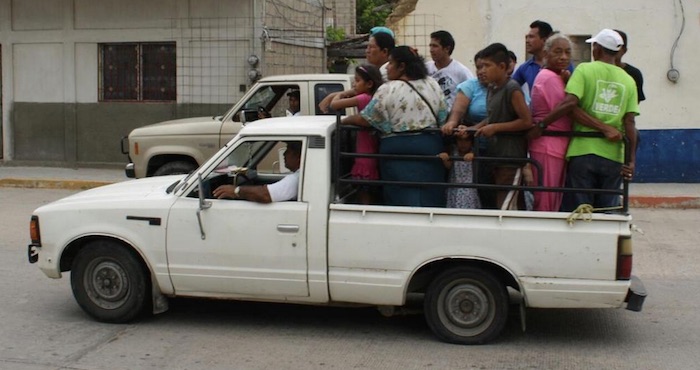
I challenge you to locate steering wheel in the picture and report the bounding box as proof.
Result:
[232,169,258,187]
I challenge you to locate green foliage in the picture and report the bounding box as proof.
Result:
[326,26,346,42]
[357,0,393,34]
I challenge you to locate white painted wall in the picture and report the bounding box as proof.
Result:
[13,43,64,102]
[404,0,697,130]
[0,0,258,158]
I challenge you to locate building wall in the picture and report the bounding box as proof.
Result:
[260,0,327,76]
[1,0,345,165]
[398,0,699,182]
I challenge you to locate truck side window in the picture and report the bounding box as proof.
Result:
[315,84,345,115]
[234,85,301,122]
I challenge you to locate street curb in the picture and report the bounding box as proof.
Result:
[0,178,113,190]
[1,178,698,209]
[629,196,700,209]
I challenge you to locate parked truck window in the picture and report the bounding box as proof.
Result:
[314,83,346,115]
[236,85,301,122]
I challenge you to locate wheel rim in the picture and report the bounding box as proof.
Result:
[83,258,130,310]
[437,278,495,336]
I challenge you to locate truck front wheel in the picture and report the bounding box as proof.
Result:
[153,161,196,176]
[70,241,148,323]
[424,267,508,344]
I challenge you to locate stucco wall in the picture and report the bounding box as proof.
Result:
[1,0,345,165]
[400,0,699,181]
[407,0,697,131]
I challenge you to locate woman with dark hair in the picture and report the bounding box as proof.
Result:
[342,46,449,207]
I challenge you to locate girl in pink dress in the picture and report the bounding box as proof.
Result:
[330,64,383,204]
[527,34,574,212]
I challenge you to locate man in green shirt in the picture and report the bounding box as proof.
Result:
[547,29,639,211]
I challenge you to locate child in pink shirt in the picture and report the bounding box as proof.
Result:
[331,64,383,204]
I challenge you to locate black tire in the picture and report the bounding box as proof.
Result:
[70,241,148,323]
[153,161,196,176]
[424,266,508,344]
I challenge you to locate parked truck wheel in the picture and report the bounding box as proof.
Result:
[153,161,196,176]
[424,267,508,344]
[70,241,148,323]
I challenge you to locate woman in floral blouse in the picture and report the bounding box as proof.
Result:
[342,45,449,207]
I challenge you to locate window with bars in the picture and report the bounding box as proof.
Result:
[99,42,176,101]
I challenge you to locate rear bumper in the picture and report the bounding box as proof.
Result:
[625,275,647,312]
[125,163,135,178]
[27,243,39,263]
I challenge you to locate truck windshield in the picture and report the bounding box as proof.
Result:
[244,87,276,110]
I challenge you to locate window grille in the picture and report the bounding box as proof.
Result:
[99,42,176,101]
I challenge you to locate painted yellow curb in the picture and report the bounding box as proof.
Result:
[0,178,113,190]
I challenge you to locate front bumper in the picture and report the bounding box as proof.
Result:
[625,275,647,312]
[125,163,135,178]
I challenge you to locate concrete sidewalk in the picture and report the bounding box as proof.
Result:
[1,165,698,208]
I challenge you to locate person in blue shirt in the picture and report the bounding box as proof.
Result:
[512,20,573,94]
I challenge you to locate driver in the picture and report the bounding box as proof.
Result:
[257,89,301,119]
[285,89,301,116]
[212,141,302,203]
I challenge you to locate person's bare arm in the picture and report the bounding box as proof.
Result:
[570,107,623,141]
[476,90,532,137]
[319,88,357,113]
[330,93,362,111]
[622,112,637,180]
[213,184,272,203]
[442,92,471,135]
[341,114,371,127]
[438,152,453,170]
[527,93,578,140]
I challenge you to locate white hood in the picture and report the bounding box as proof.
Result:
[35,175,183,212]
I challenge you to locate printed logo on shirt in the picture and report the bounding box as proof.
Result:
[593,81,626,115]
[433,73,454,98]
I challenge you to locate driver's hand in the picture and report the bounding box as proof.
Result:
[213,185,236,199]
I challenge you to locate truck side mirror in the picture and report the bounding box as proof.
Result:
[239,111,247,124]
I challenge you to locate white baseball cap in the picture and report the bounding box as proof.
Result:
[586,29,624,51]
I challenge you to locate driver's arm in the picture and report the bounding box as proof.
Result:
[213,184,272,203]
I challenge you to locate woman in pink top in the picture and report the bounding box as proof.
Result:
[527,34,574,211]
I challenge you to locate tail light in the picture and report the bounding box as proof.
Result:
[29,215,41,244]
[617,236,632,280]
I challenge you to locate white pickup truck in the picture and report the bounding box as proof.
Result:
[29,116,645,344]
[122,74,354,178]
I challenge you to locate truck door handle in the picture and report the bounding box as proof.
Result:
[277,224,299,233]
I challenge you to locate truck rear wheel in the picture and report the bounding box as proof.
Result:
[70,241,148,323]
[424,267,508,344]
[153,161,196,176]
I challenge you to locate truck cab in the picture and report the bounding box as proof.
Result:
[122,74,354,179]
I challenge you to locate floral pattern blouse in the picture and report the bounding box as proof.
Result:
[360,78,448,136]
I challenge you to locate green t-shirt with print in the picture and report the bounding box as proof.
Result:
[565,61,640,163]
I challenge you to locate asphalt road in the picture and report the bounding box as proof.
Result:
[2,187,699,370]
